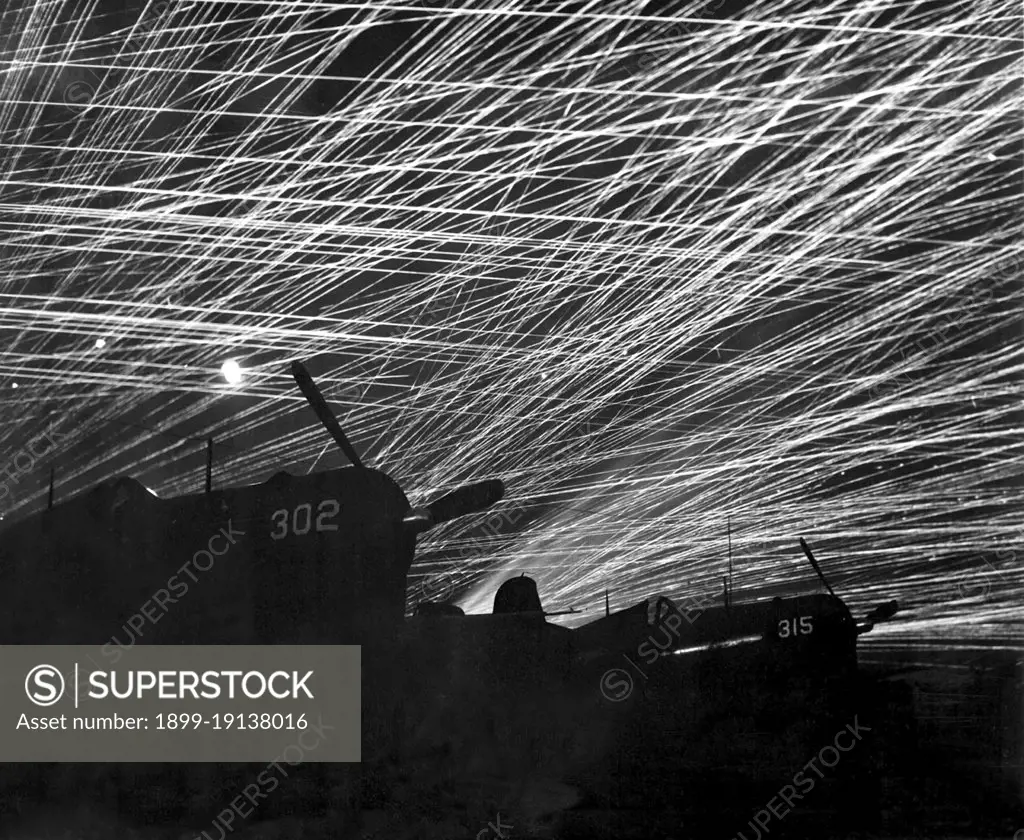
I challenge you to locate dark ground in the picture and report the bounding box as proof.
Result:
[2,646,1021,839]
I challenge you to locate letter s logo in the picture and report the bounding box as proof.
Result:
[599,668,633,702]
[955,574,990,600]
[637,640,659,665]
[64,81,95,108]
[636,51,658,71]
[25,664,65,706]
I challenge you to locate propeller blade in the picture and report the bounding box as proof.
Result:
[798,537,837,599]
[857,600,899,635]
[427,479,505,526]
[864,599,899,623]
[291,360,365,469]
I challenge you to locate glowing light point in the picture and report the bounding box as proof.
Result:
[94,338,106,349]
[221,359,243,384]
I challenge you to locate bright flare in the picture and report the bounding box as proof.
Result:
[221,360,242,384]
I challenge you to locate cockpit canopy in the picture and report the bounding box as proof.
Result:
[493,575,543,614]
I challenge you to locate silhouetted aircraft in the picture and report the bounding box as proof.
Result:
[577,537,899,678]
[0,362,638,835]
[0,361,503,647]
[0,361,903,837]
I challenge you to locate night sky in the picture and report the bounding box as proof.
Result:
[0,0,1020,650]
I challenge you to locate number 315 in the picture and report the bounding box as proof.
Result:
[270,499,339,540]
[778,616,814,638]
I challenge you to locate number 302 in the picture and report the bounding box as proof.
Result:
[778,616,814,638]
[270,500,339,540]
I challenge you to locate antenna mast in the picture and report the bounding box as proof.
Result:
[726,515,733,608]
[205,437,213,494]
